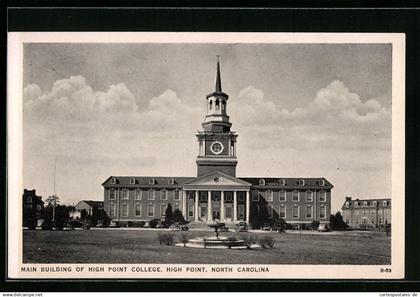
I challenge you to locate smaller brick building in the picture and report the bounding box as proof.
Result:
[22,189,44,228]
[341,197,391,228]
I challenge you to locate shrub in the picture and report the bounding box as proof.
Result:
[179,233,190,247]
[240,234,258,247]
[157,233,175,246]
[149,219,161,228]
[258,236,275,248]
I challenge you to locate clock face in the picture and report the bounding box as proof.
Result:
[210,141,224,155]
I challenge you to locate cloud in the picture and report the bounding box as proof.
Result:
[230,80,391,153]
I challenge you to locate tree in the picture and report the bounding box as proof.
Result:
[165,203,174,224]
[41,204,70,230]
[330,211,348,230]
[173,209,185,223]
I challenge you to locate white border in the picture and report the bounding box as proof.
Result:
[7,32,405,279]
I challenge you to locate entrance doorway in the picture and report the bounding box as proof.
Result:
[213,206,220,220]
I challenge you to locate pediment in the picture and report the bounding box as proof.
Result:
[183,171,252,187]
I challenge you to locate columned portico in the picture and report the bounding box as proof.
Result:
[182,171,252,223]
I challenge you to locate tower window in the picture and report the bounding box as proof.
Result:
[209,100,213,110]
[221,100,225,111]
[215,99,220,110]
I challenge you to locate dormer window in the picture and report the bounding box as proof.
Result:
[319,179,325,186]
[259,179,265,186]
[168,178,175,185]
[299,180,305,186]
[149,178,156,185]
[345,202,350,208]
[110,178,116,184]
[355,201,359,207]
[363,201,368,206]
[279,179,286,186]
[383,201,388,206]
[130,178,136,185]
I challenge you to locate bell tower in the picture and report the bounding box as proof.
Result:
[196,57,238,177]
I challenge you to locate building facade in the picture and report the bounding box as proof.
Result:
[70,200,104,219]
[22,189,44,228]
[103,59,333,228]
[341,197,391,228]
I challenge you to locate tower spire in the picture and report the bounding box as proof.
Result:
[215,55,222,92]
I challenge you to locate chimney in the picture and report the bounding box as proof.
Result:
[345,196,352,201]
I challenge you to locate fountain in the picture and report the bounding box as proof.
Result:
[175,222,248,249]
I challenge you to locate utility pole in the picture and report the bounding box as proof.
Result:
[46,157,60,229]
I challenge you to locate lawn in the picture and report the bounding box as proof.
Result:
[23,229,391,264]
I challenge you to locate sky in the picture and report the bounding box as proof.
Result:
[22,43,392,212]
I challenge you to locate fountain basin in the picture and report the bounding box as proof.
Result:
[175,236,248,249]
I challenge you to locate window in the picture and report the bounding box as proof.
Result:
[363,201,368,206]
[209,100,213,110]
[122,203,128,217]
[259,179,265,186]
[135,203,142,217]
[161,204,166,217]
[148,189,156,200]
[238,205,245,219]
[130,178,136,185]
[266,190,273,202]
[37,205,42,211]
[135,189,142,200]
[110,178,116,184]
[383,201,388,206]
[320,205,326,219]
[293,205,299,219]
[215,99,220,110]
[279,205,286,218]
[268,205,273,218]
[306,204,313,219]
[355,202,360,207]
[279,179,286,186]
[345,202,350,208]
[27,197,32,203]
[109,189,116,200]
[225,192,233,202]
[252,192,260,202]
[238,194,245,202]
[319,191,327,202]
[188,204,194,218]
[292,190,299,202]
[306,191,313,202]
[168,178,175,185]
[174,189,180,200]
[148,204,154,217]
[319,179,325,186]
[149,178,156,185]
[109,203,116,216]
[279,190,286,202]
[299,179,305,186]
[355,210,359,215]
[373,201,377,207]
[121,189,129,200]
[161,189,167,200]
[174,203,179,211]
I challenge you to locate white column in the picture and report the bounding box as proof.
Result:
[246,191,250,223]
[182,190,187,218]
[207,190,212,221]
[233,191,237,222]
[221,191,225,221]
[195,191,199,222]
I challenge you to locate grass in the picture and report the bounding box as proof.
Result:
[23,229,391,264]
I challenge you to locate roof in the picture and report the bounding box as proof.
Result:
[238,177,333,189]
[103,176,332,189]
[77,200,104,207]
[341,198,391,209]
[102,176,194,187]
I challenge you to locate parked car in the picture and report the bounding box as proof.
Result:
[149,218,161,228]
[235,222,249,232]
[317,223,331,232]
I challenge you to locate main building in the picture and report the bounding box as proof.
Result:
[102,59,333,228]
